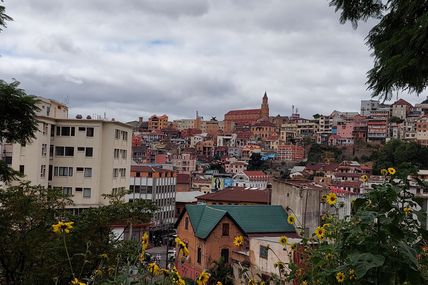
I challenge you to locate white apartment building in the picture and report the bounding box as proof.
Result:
[128,165,176,226]
[1,97,132,209]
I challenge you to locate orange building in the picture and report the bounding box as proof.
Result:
[251,120,277,140]
[277,144,305,162]
[148,114,169,130]
[175,205,295,280]
[224,92,269,133]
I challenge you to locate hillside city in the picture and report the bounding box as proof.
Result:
[1,92,428,283]
[1,1,428,284]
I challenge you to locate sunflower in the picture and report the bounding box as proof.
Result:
[325,253,333,261]
[322,223,330,229]
[336,272,345,283]
[403,207,412,215]
[52,221,74,234]
[148,262,160,276]
[380,168,388,175]
[287,214,296,225]
[70,278,86,285]
[279,235,288,248]
[315,226,326,239]
[141,232,149,250]
[216,282,223,285]
[360,174,368,182]
[326,192,337,206]
[291,243,297,251]
[301,281,308,285]
[233,235,244,247]
[388,167,396,175]
[196,271,210,285]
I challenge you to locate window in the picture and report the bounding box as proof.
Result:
[55,146,64,156]
[260,245,269,259]
[185,217,189,230]
[58,126,75,136]
[120,149,127,159]
[85,147,93,157]
[222,223,229,236]
[65,147,74,156]
[86,127,94,137]
[76,167,84,172]
[220,248,229,263]
[77,147,85,151]
[42,123,48,135]
[115,129,121,139]
[113,168,119,178]
[49,145,54,157]
[83,188,91,198]
[120,168,126,177]
[122,131,128,141]
[41,144,47,156]
[19,165,24,174]
[78,127,86,131]
[75,187,83,192]
[50,125,55,137]
[197,247,202,264]
[54,167,73,176]
[114,149,119,159]
[63,187,72,196]
[40,165,46,178]
[84,168,92,177]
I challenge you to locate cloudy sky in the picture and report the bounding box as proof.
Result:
[0,1,426,122]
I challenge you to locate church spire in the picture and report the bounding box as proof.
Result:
[260,92,269,118]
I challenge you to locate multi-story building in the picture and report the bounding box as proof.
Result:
[224,93,269,133]
[232,170,270,189]
[250,120,277,140]
[416,117,428,146]
[148,114,169,130]
[361,100,380,116]
[367,120,388,143]
[415,97,428,116]
[1,97,132,209]
[276,144,305,162]
[392,99,413,119]
[128,165,176,226]
[171,153,196,174]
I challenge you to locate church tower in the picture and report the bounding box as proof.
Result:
[260,92,269,118]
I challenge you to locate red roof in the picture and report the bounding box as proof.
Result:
[243,171,269,179]
[196,187,270,204]
[393,99,413,107]
[225,109,261,116]
[177,173,190,184]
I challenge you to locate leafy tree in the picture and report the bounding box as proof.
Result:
[307,143,342,163]
[288,170,428,285]
[0,183,155,284]
[329,0,428,99]
[371,139,428,174]
[0,0,12,32]
[247,153,267,171]
[0,81,40,183]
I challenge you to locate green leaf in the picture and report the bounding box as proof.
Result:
[349,253,385,278]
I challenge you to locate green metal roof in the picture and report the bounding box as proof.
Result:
[185,204,295,239]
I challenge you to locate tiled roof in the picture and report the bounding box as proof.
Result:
[225,109,261,116]
[393,99,413,107]
[243,170,267,177]
[182,204,295,239]
[196,187,269,204]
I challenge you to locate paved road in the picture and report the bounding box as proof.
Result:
[146,245,173,268]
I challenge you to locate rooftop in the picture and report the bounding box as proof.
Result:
[180,204,295,239]
[196,187,270,204]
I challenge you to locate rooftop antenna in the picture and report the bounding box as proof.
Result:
[292,105,295,115]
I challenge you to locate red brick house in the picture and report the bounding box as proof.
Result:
[175,205,295,279]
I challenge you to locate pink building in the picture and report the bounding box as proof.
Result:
[337,122,354,138]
